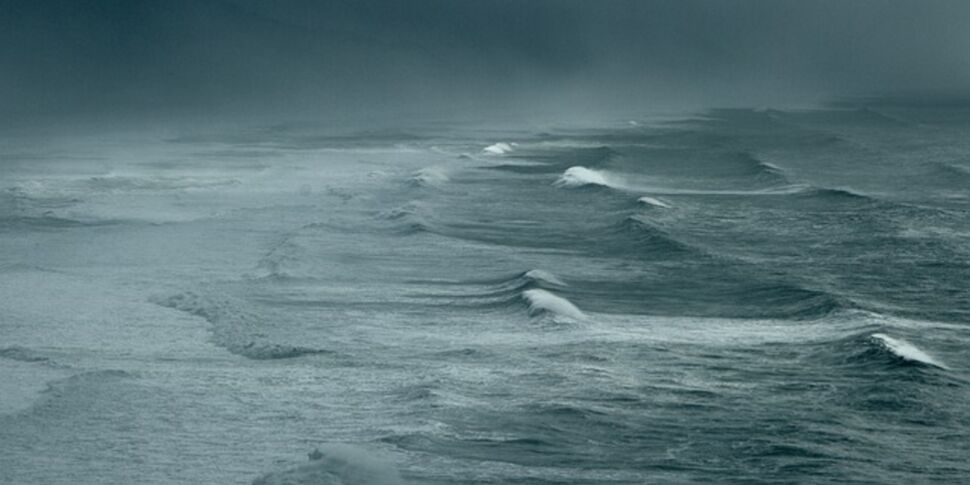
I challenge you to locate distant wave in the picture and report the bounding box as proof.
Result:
[84,175,241,192]
[0,263,58,274]
[869,333,949,370]
[792,186,872,202]
[37,370,133,401]
[522,288,585,320]
[407,167,450,188]
[376,201,435,235]
[0,214,119,231]
[252,445,402,485]
[483,142,514,155]
[553,166,620,189]
[479,160,554,175]
[923,161,970,186]
[721,152,790,184]
[733,282,853,320]
[0,346,50,363]
[610,215,700,256]
[12,175,240,198]
[154,292,330,360]
[410,270,582,321]
[414,269,565,297]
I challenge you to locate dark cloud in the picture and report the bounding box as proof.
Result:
[2,0,968,121]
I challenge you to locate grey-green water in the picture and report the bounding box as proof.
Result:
[2,100,969,484]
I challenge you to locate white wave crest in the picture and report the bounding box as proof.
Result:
[637,196,671,208]
[483,142,514,155]
[523,269,567,287]
[553,166,617,189]
[522,289,585,320]
[870,333,949,369]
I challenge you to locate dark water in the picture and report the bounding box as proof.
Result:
[1,101,969,484]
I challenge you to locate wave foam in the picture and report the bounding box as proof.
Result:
[870,333,949,370]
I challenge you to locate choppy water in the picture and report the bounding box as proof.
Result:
[2,101,969,484]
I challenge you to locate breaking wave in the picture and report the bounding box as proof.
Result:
[408,167,450,188]
[153,292,330,360]
[483,142,514,155]
[522,288,585,320]
[553,166,619,189]
[869,333,949,370]
[410,270,585,321]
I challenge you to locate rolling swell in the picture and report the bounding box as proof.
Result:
[411,270,584,321]
[513,145,618,168]
[153,292,330,360]
[729,281,853,320]
[610,215,704,258]
[716,151,791,186]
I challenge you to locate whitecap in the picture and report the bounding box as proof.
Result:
[483,142,514,155]
[870,333,949,370]
[553,166,616,189]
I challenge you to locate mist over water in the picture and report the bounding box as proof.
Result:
[3,1,970,484]
[4,0,970,122]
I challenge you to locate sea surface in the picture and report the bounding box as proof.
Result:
[2,100,969,484]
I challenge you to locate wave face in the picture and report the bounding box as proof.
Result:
[4,101,970,485]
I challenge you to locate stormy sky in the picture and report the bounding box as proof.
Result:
[2,0,969,121]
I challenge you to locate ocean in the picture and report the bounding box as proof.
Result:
[2,100,969,484]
